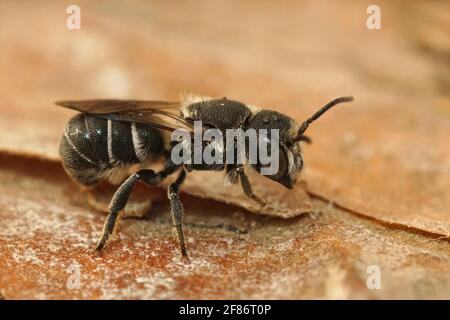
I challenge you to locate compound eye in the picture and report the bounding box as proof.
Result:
[271,148,288,180]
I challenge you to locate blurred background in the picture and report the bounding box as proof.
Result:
[0,0,448,150]
[0,0,449,299]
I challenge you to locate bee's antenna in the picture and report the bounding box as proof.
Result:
[297,96,354,137]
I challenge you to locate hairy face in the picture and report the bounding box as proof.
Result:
[247,110,304,189]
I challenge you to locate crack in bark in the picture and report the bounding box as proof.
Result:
[306,190,450,242]
[185,222,248,234]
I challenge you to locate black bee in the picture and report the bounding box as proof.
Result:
[57,94,353,258]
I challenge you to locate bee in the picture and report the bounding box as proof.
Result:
[57,94,353,258]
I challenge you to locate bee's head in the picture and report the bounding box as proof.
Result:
[247,97,353,189]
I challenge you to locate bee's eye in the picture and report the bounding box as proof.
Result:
[272,149,288,180]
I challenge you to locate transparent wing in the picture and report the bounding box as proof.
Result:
[55,99,193,132]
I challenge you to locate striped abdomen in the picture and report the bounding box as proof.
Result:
[59,114,165,186]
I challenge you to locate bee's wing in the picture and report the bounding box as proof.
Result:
[55,99,193,132]
[55,99,179,114]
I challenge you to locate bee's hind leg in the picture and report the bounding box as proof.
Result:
[167,169,188,259]
[95,167,174,251]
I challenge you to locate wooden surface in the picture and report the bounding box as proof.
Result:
[0,0,449,299]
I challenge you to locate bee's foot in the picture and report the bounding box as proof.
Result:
[95,237,107,251]
[180,250,190,263]
[251,195,266,207]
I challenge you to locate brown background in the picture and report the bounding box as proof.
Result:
[0,1,449,299]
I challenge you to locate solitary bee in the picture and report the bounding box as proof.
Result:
[57,94,353,258]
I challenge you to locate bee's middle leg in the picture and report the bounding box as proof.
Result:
[167,169,188,259]
[96,168,173,251]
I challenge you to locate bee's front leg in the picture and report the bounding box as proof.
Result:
[236,166,265,207]
[167,169,189,259]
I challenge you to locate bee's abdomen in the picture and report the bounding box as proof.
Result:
[59,114,164,186]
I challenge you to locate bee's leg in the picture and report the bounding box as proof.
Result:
[236,167,265,206]
[167,169,188,259]
[96,167,174,251]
